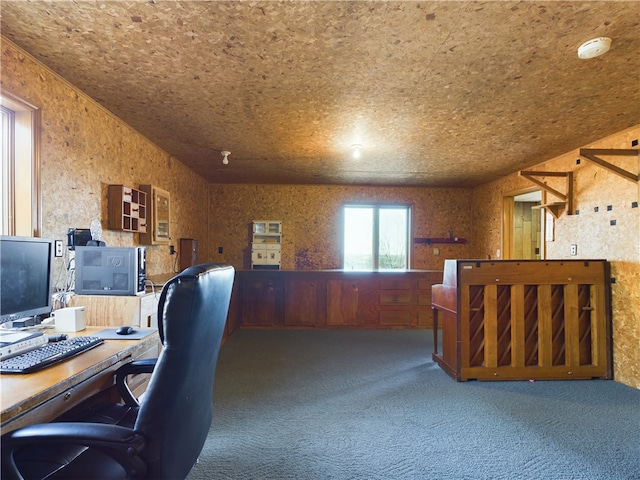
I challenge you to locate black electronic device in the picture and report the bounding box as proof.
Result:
[0,236,55,326]
[116,326,134,335]
[66,228,92,250]
[74,246,146,296]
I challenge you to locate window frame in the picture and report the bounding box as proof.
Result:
[342,203,412,271]
[1,91,41,237]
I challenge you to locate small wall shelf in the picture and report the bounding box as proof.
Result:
[579,148,639,183]
[107,185,147,233]
[414,237,467,245]
[531,202,566,219]
[519,170,573,216]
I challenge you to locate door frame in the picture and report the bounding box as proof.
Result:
[502,187,545,260]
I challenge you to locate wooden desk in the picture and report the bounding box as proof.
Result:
[1,327,159,434]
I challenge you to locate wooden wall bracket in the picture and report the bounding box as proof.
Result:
[579,148,639,183]
[518,170,573,218]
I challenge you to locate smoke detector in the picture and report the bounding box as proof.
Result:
[577,37,611,59]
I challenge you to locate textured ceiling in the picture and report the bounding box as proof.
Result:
[1,1,639,187]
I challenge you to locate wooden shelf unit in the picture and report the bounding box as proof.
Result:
[107,185,147,233]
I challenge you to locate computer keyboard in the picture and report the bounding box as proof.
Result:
[0,336,104,374]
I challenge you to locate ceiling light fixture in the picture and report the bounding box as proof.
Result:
[577,37,612,59]
[221,150,230,165]
[352,144,362,159]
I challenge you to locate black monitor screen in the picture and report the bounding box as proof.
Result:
[0,236,54,324]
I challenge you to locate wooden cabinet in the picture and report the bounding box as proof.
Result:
[251,221,282,269]
[284,277,321,326]
[107,185,147,233]
[234,270,442,329]
[237,273,283,327]
[326,279,359,326]
[139,185,170,245]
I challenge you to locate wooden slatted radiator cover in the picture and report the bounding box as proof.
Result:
[431,260,612,381]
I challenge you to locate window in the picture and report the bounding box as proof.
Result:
[343,204,410,270]
[1,93,40,236]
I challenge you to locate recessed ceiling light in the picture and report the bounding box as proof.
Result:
[577,37,612,59]
[351,144,362,159]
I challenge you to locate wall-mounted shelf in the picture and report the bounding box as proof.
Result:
[531,202,566,219]
[579,148,639,183]
[519,170,573,217]
[414,237,467,245]
[107,185,147,233]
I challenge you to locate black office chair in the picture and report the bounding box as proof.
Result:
[1,263,235,480]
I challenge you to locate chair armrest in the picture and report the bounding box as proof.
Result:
[1,422,146,480]
[116,358,157,407]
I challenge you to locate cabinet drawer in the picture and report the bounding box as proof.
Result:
[379,279,413,290]
[379,310,413,325]
[379,293,412,305]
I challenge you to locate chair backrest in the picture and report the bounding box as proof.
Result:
[134,263,234,479]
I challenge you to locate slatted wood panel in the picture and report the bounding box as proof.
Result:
[432,260,612,381]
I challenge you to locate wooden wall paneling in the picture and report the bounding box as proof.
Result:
[564,283,580,368]
[484,284,499,369]
[538,284,553,367]
[511,284,526,368]
[459,285,471,372]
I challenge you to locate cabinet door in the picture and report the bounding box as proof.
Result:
[239,276,282,326]
[139,185,170,245]
[284,279,319,326]
[326,280,359,326]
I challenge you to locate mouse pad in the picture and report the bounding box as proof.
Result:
[93,328,157,340]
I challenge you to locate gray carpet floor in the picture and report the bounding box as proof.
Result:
[187,329,640,480]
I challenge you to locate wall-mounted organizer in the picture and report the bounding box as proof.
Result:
[139,185,171,245]
[251,221,282,269]
[107,185,147,233]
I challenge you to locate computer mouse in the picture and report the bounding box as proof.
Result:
[116,326,134,335]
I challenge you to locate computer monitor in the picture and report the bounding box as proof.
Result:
[0,235,55,325]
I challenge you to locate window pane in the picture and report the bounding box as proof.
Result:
[1,107,12,234]
[378,208,408,269]
[344,207,373,270]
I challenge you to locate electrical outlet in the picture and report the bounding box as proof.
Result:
[169,245,175,255]
[570,244,577,256]
[55,240,64,257]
